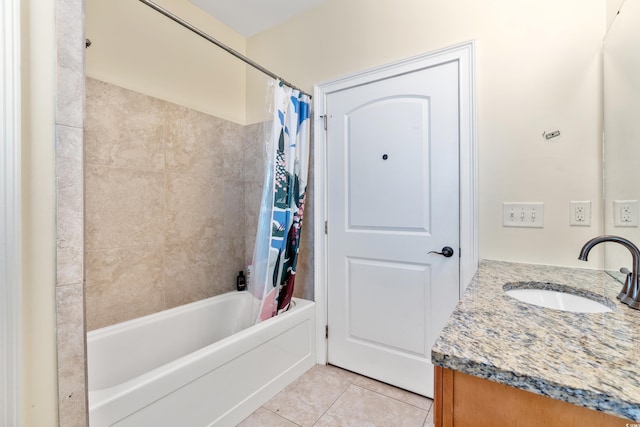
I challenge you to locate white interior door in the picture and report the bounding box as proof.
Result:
[326,60,460,398]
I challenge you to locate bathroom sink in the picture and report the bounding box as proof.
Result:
[503,282,615,313]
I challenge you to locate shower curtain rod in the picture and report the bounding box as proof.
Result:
[137,0,311,98]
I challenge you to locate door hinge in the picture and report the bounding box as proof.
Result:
[459,248,462,258]
[325,324,329,339]
[324,220,328,234]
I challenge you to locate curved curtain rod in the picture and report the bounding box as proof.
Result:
[137,0,311,98]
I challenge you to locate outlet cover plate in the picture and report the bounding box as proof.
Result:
[613,200,639,227]
[503,202,544,228]
[570,201,591,226]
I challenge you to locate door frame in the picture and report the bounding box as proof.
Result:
[1,0,22,423]
[313,41,477,364]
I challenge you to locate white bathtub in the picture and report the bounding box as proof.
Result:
[87,292,316,427]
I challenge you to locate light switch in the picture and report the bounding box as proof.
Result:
[503,202,544,228]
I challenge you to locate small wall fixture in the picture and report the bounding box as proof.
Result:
[542,129,561,140]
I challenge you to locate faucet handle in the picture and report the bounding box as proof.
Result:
[618,267,634,300]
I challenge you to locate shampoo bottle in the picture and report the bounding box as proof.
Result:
[236,271,246,291]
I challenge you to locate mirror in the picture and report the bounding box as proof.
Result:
[603,0,640,277]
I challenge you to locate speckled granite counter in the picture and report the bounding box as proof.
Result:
[431,260,640,421]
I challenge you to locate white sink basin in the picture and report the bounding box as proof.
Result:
[503,284,614,313]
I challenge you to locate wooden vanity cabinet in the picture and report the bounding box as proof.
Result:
[433,366,630,427]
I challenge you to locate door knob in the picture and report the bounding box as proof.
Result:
[429,246,454,257]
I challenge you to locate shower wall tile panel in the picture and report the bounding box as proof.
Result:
[56,0,87,425]
[85,78,316,329]
[244,122,268,183]
[165,172,224,244]
[243,122,267,264]
[55,283,88,427]
[85,78,249,329]
[164,239,228,307]
[85,165,165,250]
[294,135,314,300]
[85,80,166,172]
[222,121,246,180]
[223,178,246,231]
[85,245,166,331]
[56,125,84,287]
[165,106,225,176]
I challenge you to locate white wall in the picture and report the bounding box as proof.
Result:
[603,0,640,271]
[86,0,248,124]
[20,0,58,425]
[248,0,606,268]
[607,0,626,30]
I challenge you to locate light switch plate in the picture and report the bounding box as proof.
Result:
[503,202,544,228]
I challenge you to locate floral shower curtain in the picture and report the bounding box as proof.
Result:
[250,81,311,323]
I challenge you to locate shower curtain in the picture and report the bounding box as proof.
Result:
[250,81,311,323]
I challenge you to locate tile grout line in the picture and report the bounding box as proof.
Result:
[354,382,434,412]
[351,384,431,415]
[259,407,303,427]
[310,373,359,426]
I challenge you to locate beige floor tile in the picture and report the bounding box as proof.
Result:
[352,375,433,410]
[237,407,299,427]
[423,405,435,427]
[314,384,427,427]
[263,365,357,426]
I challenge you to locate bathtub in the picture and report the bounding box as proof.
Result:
[87,292,316,427]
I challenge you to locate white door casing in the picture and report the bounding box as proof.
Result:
[313,41,477,395]
[1,0,22,424]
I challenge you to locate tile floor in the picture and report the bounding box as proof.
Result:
[239,365,435,427]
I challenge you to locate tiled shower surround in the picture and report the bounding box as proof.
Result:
[84,78,270,330]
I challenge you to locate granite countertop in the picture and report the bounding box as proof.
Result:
[431,260,640,421]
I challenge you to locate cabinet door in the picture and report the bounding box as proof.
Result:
[433,367,630,427]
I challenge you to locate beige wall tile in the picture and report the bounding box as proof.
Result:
[58,68,85,129]
[164,239,238,308]
[221,121,245,180]
[165,172,223,244]
[56,283,88,427]
[56,0,83,73]
[244,122,268,183]
[56,0,86,425]
[85,245,165,330]
[223,178,245,232]
[244,180,263,263]
[85,165,164,250]
[165,107,225,176]
[85,78,166,171]
[294,159,314,300]
[213,232,246,295]
[57,125,84,287]
[243,121,269,282]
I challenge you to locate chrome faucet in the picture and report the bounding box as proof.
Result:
[578,235,640,309]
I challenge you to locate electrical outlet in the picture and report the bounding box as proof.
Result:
[503,202,544,228]
[570,201,591,226]
[613,200,639,227]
